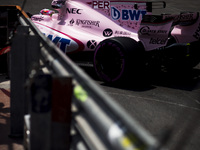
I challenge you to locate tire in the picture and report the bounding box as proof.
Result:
[93,37,144,84]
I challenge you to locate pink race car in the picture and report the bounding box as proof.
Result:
[31,0,200,83]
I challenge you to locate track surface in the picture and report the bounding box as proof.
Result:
[1,0,200,149]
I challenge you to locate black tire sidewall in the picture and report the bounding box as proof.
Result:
[94,37,144,84]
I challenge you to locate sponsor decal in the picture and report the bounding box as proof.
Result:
[115,31,131,36]
[139,26,168,35]
[87,40,97,49]
[164,13,194,23]
[66,8,82,14]
[68,19,100,28]
[93,1,110,9]
[76,19,100,27]
[103,29,131,37]
[193,22,200,40]
[31,16,44,21]
[149,38,167,44]
[103,28,113,37]
[34,22,84,53]
[46,34,71,53]
[68,18,75,26]
[111,7,146,21]
[138,20,172,51]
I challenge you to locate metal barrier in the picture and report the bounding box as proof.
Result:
[7,6,160,150]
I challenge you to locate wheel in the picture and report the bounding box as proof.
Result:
[93,37,144,84]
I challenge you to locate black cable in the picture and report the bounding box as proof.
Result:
[21,0,27,12]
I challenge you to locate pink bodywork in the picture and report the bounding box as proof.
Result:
[31,0,200,53]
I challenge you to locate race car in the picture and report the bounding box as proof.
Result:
[31,0,200,83]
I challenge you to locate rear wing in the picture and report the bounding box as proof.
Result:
[138,12,200,51]
[145,1,166,12]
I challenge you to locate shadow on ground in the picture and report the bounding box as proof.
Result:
[81,66,200,92]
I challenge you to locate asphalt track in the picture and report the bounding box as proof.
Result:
[1,0,200,150]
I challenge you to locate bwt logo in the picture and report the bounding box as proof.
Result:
[111,7,146,21]
[46,34,71,53]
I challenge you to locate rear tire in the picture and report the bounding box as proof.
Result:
[93,37,144,84]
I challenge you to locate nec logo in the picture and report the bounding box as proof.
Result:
[66,8,82,14]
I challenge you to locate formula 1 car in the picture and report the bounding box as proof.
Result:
[31,0,200,83]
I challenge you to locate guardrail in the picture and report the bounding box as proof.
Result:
[6,6,160,150]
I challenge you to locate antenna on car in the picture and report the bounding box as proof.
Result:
[21,0,27,12]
